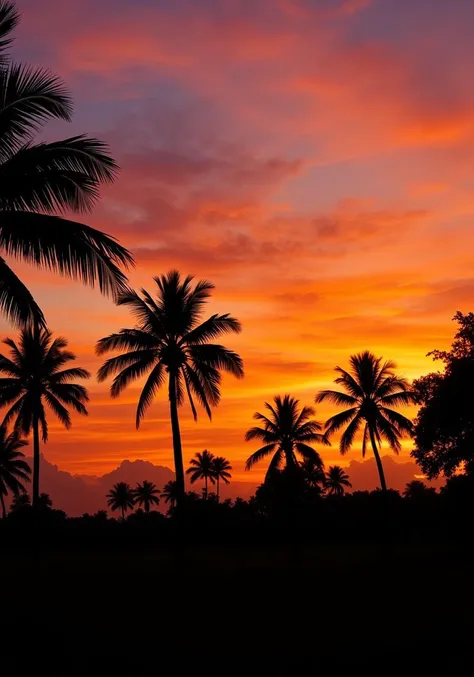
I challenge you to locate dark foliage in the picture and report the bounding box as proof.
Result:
[413,312,474,478]
[0,2,133,327]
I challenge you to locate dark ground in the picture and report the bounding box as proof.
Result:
[1,542,472,675]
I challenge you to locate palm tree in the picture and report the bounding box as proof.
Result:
[301,457,326,493]
[316,351,415,492]
[134,480,160,513]
[245,394,329,481]
[186,450,215,498]
[106,482,135,519]
[0,327,89,506]
[0,425,30,517]
[403,480,436,500]
[96,271,244,503]
[161,480,180,509]
[0,1,133,328]
[212,456,232,502]
[325,466,351,497]
[10,490,30,512]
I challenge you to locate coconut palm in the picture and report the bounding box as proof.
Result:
[212,456,232,501]
[0,327,89,506]
[0,425,30,517]
[245,395,329,481]
[325,465,351,497]
[134,480,160,513]
[106,482,135,519]
[301,457,327,493]
[316,351,415,492]
[0,1,133,328]
[161,480,180,509]
[96,271,244,503]
[186,450,216,498]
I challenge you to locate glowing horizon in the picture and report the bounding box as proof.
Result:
[1,0,471,482]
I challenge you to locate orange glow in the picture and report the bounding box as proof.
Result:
[4,0,474,485]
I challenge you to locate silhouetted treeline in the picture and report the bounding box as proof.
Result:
[1,472,472,551]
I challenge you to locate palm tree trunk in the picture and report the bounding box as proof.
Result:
[32,414,40,508]
[369,426,387,492]
[168,374,185,503]
[204,475,208,499]
[217,477,220,503]
[121,505,125,520]
[145,500,150,514]
[0,493,6,519]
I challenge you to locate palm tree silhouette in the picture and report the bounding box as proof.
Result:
[0,2,133,327]
[0,328,89,506]
[403,480,436,500]
[161,480,180,509]
[212,456,232,502]
[0,426,30,517]
[134,480,160,513]
[96,271,244,503]
[245,394,329,481]
[316,351,415,492]
[301,457,326,493]
[10,490,30,512]
[106,482,135,519]
[325,466,352,497]
[186,450,216,498]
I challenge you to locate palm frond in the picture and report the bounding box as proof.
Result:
[0,63,72,158]
[339,413,362,454]
[0,2,19,61]
[378,407,414,436]
[295,442,323,465]
[43,391,71,428]
[244,426,276,443]
[0,255,45,327]
[109,355,157,399]
[136,361,165,427]
[189,344,244,378]
[0,136,118,213]
[245,443,276,470]
[378,390,415,407]
[0,211,133,297]
[315,389,357,406]
[324,407,358,436]
[95,329,158,357]
[183,314,242,345]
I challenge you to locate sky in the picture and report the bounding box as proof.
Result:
[3,0,473,483]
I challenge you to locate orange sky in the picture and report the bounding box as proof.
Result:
[2,0,472,482]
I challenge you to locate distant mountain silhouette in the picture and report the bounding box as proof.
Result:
[4,454,443,516]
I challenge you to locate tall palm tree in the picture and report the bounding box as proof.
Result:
[0,327,89,506]
[316,351,415,492]
[96,271,244,503]
[245,395,329,481]
[212,456,232,502]
[161,480,179,509]
[0,425,30,517]
[134,480,160,513]
[186,450,215,498]
[106,482,135,520]
[325,466,351,497]
[0,1,133,328]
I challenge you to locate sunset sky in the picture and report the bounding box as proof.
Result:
[3,0,473,482]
